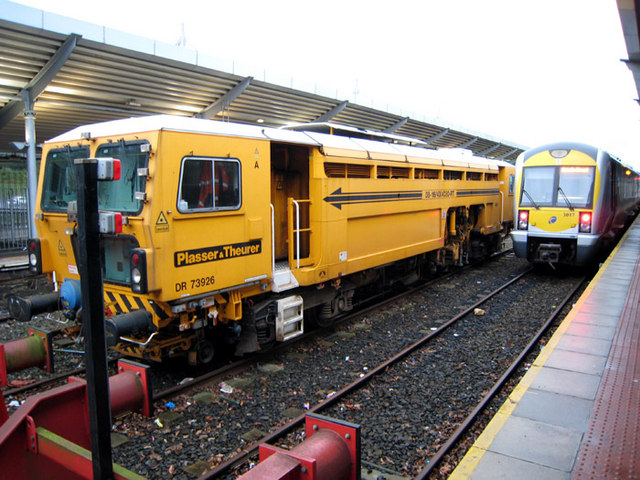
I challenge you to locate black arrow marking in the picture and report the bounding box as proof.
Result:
[323,188,423,210]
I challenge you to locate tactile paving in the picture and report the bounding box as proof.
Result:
[572,254,640,480]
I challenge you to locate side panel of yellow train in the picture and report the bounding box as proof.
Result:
[292,151,513,286]
[146,130,272,302]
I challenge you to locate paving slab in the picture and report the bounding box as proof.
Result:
[513,388,593,431]
[466,450,570,480]
[530,367,601,400]
[488,416,583,472]
[544,349,607,376]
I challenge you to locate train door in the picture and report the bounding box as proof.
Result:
[270,144,310,288]
[271,169,301,260]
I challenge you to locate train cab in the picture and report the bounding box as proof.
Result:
[511,143,640,266]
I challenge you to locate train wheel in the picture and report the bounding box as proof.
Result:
[196,339,215,364]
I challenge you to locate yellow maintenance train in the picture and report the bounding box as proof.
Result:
[15,116,515,364]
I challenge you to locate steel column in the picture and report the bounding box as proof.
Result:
[74,158,113,479]
[22,89,37,238]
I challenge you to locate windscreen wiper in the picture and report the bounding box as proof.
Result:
[557,187,574,210]
[522,189,539,209]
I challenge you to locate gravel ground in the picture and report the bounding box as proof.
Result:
[1,253,586,479]
[321,267,583,477]
[1,273,92,404]
[109,254,541,479]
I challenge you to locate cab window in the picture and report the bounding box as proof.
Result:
[41,146,90,212]
[178,157,241,212]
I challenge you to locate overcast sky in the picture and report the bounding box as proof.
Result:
[12,0,640,166]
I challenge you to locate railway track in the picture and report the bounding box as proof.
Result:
[415,274,585,479]
[1,251,504,404]
[105,253,584,479]
[203,266,587,479]
[2,252,588,479]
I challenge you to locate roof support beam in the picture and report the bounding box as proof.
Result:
[382,117,409,133]
[0,33,79,129]
[622,59,640,101]
[477,144,502,157]
[425,128,450,145]
[457,137,479,149]
[497,148,520,160]
[196,76,253,119]
[314,100,348,123]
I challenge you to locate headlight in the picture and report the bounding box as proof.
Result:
[131,267,142,284]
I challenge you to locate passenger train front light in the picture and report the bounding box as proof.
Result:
[518,210,529,230]
[579,211,592,233]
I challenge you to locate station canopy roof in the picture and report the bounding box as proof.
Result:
[0,1,526,163]
[618,0,640,102]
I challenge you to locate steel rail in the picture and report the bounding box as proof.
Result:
[4,252,506,401]
[413,275,586,479]
[155,252,509,401]
[2,357,120,397]
[201,266,533,479]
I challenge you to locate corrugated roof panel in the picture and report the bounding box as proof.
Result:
[0,10,525,161]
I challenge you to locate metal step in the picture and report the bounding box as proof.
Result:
[271,261,299,292]
[275,295,304,342]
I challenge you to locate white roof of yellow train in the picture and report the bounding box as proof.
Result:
[47,115,507,171]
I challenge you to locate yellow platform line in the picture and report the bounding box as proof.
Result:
[449,219,637,479]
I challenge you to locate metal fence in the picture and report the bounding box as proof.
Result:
[0,181,29,253]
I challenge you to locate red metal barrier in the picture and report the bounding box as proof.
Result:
[0,359,152,479]
[0,328,54,386]
[238,414,360,480]
[0,388,8,426]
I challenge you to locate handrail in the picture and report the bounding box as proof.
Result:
[270,204,275,273]
[287,198,311,269]
[292,199,300,269]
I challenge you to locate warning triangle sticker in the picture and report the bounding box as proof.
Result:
[156,211,168,225]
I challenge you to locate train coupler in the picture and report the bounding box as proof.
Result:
[7,292,60,323]
[239,413,360,480]
[536,243,562,264]
[0,328,54,387]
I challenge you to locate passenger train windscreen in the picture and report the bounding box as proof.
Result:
[520,166,595,209]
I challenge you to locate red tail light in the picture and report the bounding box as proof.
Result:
[579,211,592,233]
[518,210,529,230]
[130,248,148,294]
[27,238,42,274]
[98,211,123,234]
